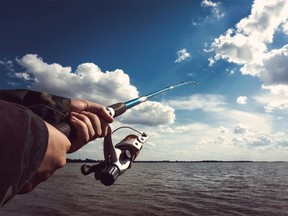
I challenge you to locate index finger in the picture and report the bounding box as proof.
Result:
[86,102,113,124]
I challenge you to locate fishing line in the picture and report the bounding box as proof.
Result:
[111,92,167,142]
[146,91,167,136]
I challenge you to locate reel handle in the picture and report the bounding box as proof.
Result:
[99,165,120,186]
[80,163,120,186]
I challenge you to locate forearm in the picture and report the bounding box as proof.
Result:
[0,89,71,125]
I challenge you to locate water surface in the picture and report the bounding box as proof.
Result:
[2,162,288,216]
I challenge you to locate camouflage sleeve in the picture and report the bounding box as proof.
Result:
[0,89,71,125]
[0,89,71,206]
[0,100,48,207]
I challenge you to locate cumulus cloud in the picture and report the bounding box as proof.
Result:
[232,131,288,149]
[262,84,288,96]
[14,54,175,126]
[258,45,288,85]
[119,101,175,126]
[254,87,288,113]
[236,0,288,43]
[210,0,288,112]
[202,122,287,153]
[175,48,191,63]
[259,96,288,113]
[211,0,288,78]
[16,54,137,103]
[212,29,267,67]
[236,96,248,104]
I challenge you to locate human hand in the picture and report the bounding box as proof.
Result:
[68,99,113,153]
[18,99,113,194]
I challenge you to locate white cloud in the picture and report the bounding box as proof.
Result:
[14,54,175,126]
[211,0,288,81]
[255,95,288,113]
[193,0,224,26]
[201,0,224,20]
[201,0,217,7]
[167,93,272,133]
[143,113,285,161]
[282,19,288,34]
[262,84,288,96]
[14,72,34,81]
[210,0,288,114]
[258,45,288,85]
[226,109,272,132]
[254,87,288,113]
[232,131,288,149]
[218,125,228,134]
[236,96,248,104]
[167,94,226,112]
[264,100,288,113]
[208,57,215,66]
[234,123,250,134]
[236,0,288,43]
[212,28,267,67]
[175,48,191,63]
[119,101,175,126]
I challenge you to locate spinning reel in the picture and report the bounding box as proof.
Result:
[80,126,149,186]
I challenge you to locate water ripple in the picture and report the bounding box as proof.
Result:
[2,162,288,216]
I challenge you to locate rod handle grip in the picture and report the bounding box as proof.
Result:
[56,102,127,137]
[107,102,127,117]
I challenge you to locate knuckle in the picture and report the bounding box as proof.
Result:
[96,128,102,137]
[57,157,67,169]
[82,132,90,143]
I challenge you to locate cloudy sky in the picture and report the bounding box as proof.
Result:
[1,0,288,161]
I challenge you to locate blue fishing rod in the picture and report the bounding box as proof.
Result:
[58,81,198,138]
[106,81,198,118]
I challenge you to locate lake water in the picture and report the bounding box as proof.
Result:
[1,162,288,216]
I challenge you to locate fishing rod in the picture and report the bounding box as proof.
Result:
[57,81,198,186]
[107,81,198,117]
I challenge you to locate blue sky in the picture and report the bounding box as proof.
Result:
[1,0,288,161]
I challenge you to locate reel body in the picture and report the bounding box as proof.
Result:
[81,126,148,186]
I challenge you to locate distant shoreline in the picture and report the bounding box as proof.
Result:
[66,159,287,163]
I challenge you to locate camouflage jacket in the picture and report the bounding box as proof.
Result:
[0,89,71,125]
[0,89,71,207]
